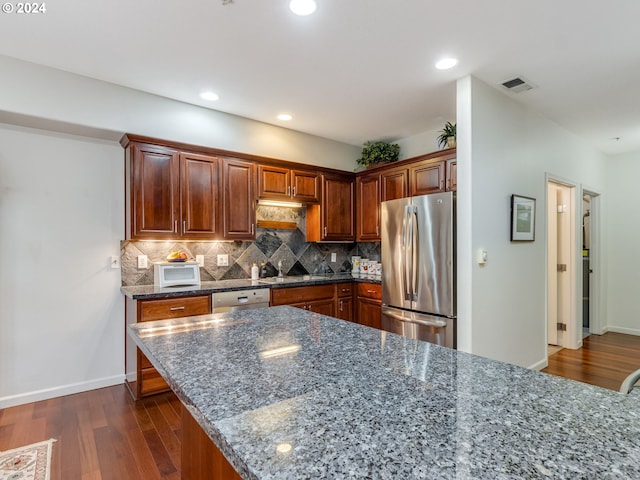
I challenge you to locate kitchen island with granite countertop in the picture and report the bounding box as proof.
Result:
[128,306,640,479]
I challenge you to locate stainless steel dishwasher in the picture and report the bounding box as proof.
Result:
[211,288,270,313]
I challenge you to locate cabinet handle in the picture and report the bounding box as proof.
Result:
[293,186,297,197]
[183,220,186,234]
[251,223,254,234]
[440,180,444,191]
[339,300,343,312]
[376,225,379,236]
[287,186,291,196]
[169,306,185,311]
[174,220,178,233]
[341,288,349,293]
[324,226,327,237]
[367,290,376,294]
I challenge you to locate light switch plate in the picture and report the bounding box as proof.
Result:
[196,255,205,267]
[330,252,337,262]
[111,256,121,269]
[217,254,229,266]
[138,255,148,269]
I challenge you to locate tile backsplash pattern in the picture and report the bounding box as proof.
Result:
[120,205,381,286]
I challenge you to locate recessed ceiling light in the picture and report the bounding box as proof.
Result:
[277,113,293,121]
[200,91,219,101]
[435,58,458,70]
[289,0,317,16]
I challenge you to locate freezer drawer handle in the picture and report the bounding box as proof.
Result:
[382,308,447,328]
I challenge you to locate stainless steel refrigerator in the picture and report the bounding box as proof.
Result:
[380,191,456,348]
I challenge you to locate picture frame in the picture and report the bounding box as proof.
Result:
[510,194,536,241]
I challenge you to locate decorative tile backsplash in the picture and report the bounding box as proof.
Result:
[120,206,381,286]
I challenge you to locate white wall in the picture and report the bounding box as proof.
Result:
[605,150,640,335]
[0,55,360,171]
[0,125,124,407]
[396,127,447,160]
[456,76,608,368]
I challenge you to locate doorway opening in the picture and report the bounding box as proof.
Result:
[547,180,578,351]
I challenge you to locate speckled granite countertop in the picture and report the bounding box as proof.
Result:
[121,273,381,299]
[128,306,640,479]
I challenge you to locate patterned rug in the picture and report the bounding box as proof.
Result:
[0,439,55,480]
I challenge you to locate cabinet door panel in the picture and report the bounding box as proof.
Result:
[132,144,179,238]
[323,175,355,240]
[223,159,256,239]
[181,153,220,238]
[446,159,457,192]
[410,161,445,196]
[356,297,382,329]
[381,168,408,201]
[356,174,380,241]
[291,170,320,203]
[258,165,291,200]
[336,297,353,322]
[308,299,335,316]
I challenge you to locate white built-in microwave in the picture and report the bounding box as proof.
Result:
[154,262,201,288]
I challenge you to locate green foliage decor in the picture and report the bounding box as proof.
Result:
[437,121,457,149]
[357,141,400,168]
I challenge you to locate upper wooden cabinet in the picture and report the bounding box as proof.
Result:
[129,143,180,239]
[381,167,409,201]
[181,153,221,239]
[307,173,355,242]
[410,160,446,195]
[446,159,457,192]
[222,158,256,240]
[356,173,381,241]
[258,165,320,203]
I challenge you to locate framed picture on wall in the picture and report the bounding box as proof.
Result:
[511,194,536,241]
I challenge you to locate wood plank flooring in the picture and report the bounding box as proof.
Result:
[0,385,182,480]
[543,332,640,391]
[1,332,638,479]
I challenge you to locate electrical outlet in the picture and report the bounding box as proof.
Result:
[196,255,205,267]
[111,256,121,269]
[217,254,229,266]
[138,255,148,269]
[330,252,337,262]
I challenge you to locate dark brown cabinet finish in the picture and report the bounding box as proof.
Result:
[381,167,409,201]
[270,284,337,316]
[446,159,457,192]
[355,283,382,330]
[222,158,256,240]
[180,152,220,238]
[410,160,446,195]
[307,173,355,242]
[130,143,180,239]
[356,173,380,241]
[336,282,354,322]
[258,165,320,203]
[126,295,212,399]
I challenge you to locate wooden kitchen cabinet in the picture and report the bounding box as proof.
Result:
[307,173,355,242]
[335,282,354,322]
[356,173,380,241]
[129,142,180,239]
[258,165,320,203]
[126,295,212,399]
[410,159,446,195]
[126,141,221,240]
[381,167,409,201]
[270,284,336,315]
[222,158,256,240]
[355,283,382,330]
[446,159,457,192]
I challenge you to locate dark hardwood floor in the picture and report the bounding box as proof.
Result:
[0,385,182,480]
[543,332,640,391]
[2,332,638,479]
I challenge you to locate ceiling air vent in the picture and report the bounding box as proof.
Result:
[501,77,535,93]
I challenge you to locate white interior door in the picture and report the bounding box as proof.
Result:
[547,181,578,349]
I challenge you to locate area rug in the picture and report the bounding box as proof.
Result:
[0,439,55,480]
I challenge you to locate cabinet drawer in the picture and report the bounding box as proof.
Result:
[271,284,335,306]
[336,282,353,297]
[357,283,382,301]
[139,295,211,321]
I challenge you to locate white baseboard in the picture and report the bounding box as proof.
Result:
[605,326,640,336]
[0,374,125,409]
[528,358,548,371]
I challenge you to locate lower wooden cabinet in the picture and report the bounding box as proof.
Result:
[355,283,382,330]
[125,295,212,399]
[336,282,354,322]
[271,284,336,316]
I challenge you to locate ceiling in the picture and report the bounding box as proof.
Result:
[1,0,640,154]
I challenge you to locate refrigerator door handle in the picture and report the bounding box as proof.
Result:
[406,205,415,301]
[382,307,447,328]
[403,205,411,300]
[411,207,418,302]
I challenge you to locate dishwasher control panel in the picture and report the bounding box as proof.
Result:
[212,288,270,312]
